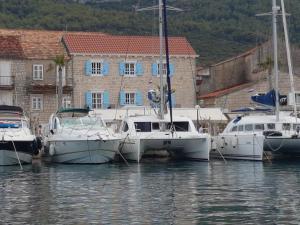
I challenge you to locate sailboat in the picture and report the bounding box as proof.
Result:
[214,0,300,160]
[118,0,211,162]
[263,0,300,157]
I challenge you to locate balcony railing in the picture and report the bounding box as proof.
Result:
[0,76,14,90]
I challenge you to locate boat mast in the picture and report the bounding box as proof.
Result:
[272,0,280,122]
[159,0,165,120]
[281,0,298,122]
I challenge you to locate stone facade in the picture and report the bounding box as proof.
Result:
[205,72,300,113]
[70,55,196,109]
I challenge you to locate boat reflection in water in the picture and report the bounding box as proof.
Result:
[2,160,300,224]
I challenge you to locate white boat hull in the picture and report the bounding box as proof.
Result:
[120,135,210,162]
[213,134,264,161]
[45,139,119,164]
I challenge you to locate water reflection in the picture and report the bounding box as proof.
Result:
[0,160,300,224]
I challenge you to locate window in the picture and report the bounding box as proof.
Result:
[238,125,244,132]
[167,122,190,132]
[293,124,300,131]
[157,63,167,76]
[31,95,43,110]
[122,122,129,132]
[92,92,102,109]
[125,62,135,76]
[283,123,291,131]
[295,93,300,105]
[254,124,264,131]
[63,97,71,109]
[245,124,253,132]
[134,122,151,132]
[92,62,102,75]
[125,92,135,105]
[231,126,237,132]
[267,123,275,130]
[33,65,43,80]
[152,123,160,130]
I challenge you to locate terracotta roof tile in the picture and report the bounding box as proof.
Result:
[0,35,24,59]
[0,29,106,60]
[63,34,197,56]
[198,82,254,99]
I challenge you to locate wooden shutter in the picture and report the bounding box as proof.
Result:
[85,60,92,76]
[103,90,110,108]
[135,90,143,106]
[85,91,92,109]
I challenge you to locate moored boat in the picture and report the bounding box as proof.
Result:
[0,105,40,165]
[43,108,121,164]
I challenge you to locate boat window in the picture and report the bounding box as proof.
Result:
[245,124,253,131]
[283,123,291,131]
[231,126,237,132]
[254,124,264,131]
[134,122,151,132]
[238,125,244,131]
[122,122,129,132]
[152,122,159,130]
[81,117,105,128]
[167,122,189,132]
[293,124,300,131]
[267,123,275,130]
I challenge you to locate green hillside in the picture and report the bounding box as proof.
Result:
[0,0,299,65]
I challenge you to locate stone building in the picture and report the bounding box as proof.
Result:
[198,40,300,113]
[62,34,198,110]
[0,35,25,107]
[0,29,72,127]
[0,29,198,125]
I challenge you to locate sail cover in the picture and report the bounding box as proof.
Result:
[251,89,287,107]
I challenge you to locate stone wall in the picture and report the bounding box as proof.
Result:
[70,55,197,109]
[214,72,300,112]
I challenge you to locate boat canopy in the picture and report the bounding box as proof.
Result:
[57,108,90,114]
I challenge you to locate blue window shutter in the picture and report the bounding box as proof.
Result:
[135,90,143,106]
[103,90,110,108]
[102,62,109,76]
[171,93,176,108]
[85,91,92,109]
[85,60,92,76]
[136,62,143,76]
[119,91,126,106]
[119,62,125,76]
[152,63,158,76]
[169,63,175,77]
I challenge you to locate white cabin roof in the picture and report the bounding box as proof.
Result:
[91,107,227,122]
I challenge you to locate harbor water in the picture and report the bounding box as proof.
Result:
[1,159,300,224]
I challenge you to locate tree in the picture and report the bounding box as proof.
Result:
[54,55,65,109]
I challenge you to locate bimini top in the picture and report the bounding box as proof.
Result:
[56,107,91,117]
[57,108,90,114]
[0,105,23,113]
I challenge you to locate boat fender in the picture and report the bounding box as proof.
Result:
[49,144,55,156]
[232,136,238,148]
[32,140,40,155]
[220,137,225,149]
[36,137,43,150]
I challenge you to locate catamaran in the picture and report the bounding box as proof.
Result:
[118,0,211,162]
[214,0,300,160]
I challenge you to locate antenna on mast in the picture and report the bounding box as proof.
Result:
[135,1,182,121]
